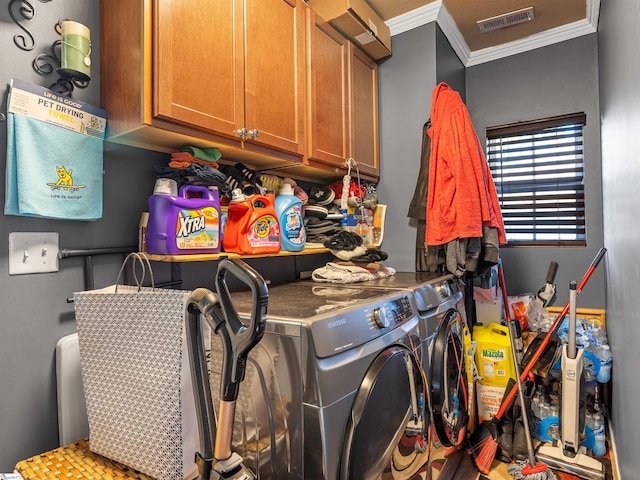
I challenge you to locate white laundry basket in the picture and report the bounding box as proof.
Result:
[56,333,90,446]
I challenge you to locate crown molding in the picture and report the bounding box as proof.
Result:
[436,2,470,66]
[466,16,599,66]
[385,1,441,36]
[386,0,600,67]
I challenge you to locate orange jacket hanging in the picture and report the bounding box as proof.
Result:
[426,82,506,246]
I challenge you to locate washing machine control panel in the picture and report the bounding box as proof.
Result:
[391,295,414,322]
[414,279,459,312]
[310,293,418,358]
[370,296,414,329]
[371,307,389,329]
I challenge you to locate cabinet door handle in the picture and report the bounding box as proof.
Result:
[236,128,248,139]
[248,129,260,140]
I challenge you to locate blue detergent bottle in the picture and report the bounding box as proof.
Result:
[275,183,305,251]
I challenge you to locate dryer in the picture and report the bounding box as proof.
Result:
[208,281,428,480]
[325,273,470,453]
[305,272,465,374]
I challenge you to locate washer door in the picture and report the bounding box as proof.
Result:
[341,345,429,480]
[430,308,468,448]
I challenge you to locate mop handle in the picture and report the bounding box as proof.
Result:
[568,281,578,360]
[495,247,606,419]
[498,263,538,468]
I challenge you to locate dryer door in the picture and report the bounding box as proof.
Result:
[430,307,468,448]
[340,345,429,480]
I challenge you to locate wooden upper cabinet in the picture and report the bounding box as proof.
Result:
[306,8,379,179]
[155,0,244,137]
[307,10,349,166]
[349,44,379,178]
[100,0,377,180]
[244,0,306,156]
[155,0,305,155]
[102,0,305,159]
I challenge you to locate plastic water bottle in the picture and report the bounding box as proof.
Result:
[594,344,612,383]
[547,404,560,441]
[585,343,612,383]
[585,411,606,456]
[531,389,559,442]
[583,412,597,449]
[587,323,608,345]
[531,389,545,440]
[592,412,606,456]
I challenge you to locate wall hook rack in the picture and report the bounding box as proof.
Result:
[9,0,53,51]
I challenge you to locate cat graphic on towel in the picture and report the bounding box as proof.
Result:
[47,166,86,191]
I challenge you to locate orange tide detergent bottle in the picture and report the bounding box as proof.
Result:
[146,185,221,255]
[223,189,281,254]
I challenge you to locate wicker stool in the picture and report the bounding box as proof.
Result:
[15,439,154,480]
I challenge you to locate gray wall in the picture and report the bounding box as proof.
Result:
[465,35,605,308]
[0,1,169,470]
[435,26,465,97]
[598,2,640,477]
[378,23,464,271]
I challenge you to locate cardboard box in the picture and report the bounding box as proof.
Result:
[475,295,502,325]
[307,0,391,60]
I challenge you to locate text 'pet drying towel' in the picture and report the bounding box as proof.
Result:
[5,78,106,220]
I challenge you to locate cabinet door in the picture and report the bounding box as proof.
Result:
[244,0,306,156]
[155,0,245,139]
[349,44,379,178]
[307,10,349,167]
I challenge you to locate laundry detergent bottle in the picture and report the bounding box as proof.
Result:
[275,183,305,251]
[146,184,221,255]
[223,189,281,254]
[222,189,252,253]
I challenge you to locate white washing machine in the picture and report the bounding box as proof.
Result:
[208,281,429,480]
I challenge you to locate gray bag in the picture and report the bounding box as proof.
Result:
[73,253,199,480]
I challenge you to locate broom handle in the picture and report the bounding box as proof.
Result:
[495,247,606,419]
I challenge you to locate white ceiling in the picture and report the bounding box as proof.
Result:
[368,0,600,66]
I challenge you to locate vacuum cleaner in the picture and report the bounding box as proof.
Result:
[185,259,269,480]
[536,281,606,480]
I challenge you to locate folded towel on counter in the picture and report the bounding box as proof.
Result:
[5,114,103,220]
[311,262,396,284]
[5,79,106,220]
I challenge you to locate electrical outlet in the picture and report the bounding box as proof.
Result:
[8,232,60,275]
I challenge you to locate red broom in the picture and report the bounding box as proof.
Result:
[468,248,607,475]
[497,262,556,479]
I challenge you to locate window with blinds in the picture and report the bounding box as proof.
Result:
[486,113,586,246]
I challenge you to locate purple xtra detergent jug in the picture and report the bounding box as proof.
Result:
[146,185,221,255]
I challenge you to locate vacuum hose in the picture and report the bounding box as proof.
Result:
[185,259,269,479]
[186,288,223,480]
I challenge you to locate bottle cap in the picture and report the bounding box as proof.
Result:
[153,178,178,196]
[279,183,294,196]
[231,188,245,201]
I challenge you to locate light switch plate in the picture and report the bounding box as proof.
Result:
[8,232,60,275]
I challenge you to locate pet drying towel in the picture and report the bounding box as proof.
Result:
[5,110,103,220]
